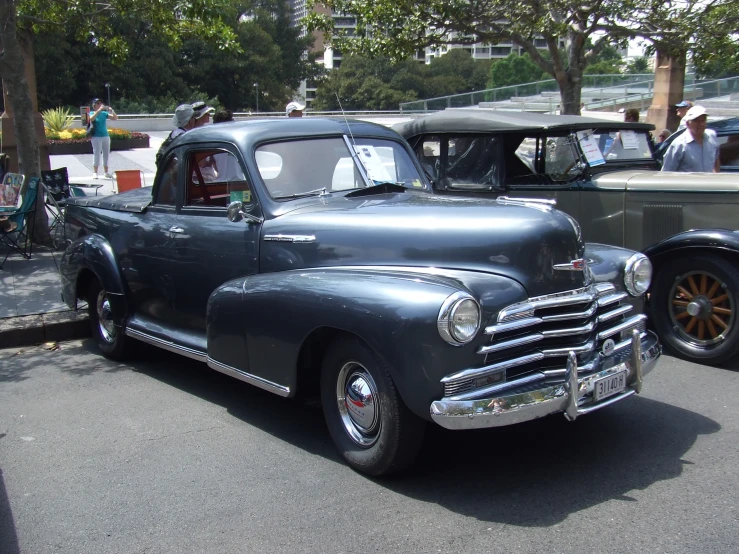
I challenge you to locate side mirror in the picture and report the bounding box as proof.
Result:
[227,201,263,224]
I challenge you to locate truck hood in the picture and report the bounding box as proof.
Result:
[592,170,739,192]
[261,192,587,297]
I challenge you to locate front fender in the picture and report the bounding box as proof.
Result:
[207,267,526,418]
[643,229,739,261]
[60,234,127,322]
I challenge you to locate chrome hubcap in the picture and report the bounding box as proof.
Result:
[336,362,380,447]
[96,290,116,344]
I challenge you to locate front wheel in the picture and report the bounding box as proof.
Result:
[88,280,129,360]
[650,255,739,365]
[320,337,426,476]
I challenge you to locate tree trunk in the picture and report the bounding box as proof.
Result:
[557,70,583,115]
[0,3,50,243]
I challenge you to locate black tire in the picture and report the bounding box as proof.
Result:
[88,280,129,360]
[650,254,739,365]
[320,337,426,476]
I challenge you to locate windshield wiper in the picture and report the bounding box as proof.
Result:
[345,182,407,198]
[274,187,329,200]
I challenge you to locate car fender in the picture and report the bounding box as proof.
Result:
[60,234,127,322]
[207,267,527,417]
[643,229,739,265]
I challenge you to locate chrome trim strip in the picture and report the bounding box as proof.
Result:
[126,328,206,362]
[264,234,316,243]
[498,289,598,322]
[484,316,541,336]
[595,283,616,296]
[597,314,647,340]
[477,333,543,355]
[430,331,661,430]
[564,351,579,421]
[553,259,585,272]
[598,292,628,307]
[542,340,595,357]
[541,302,597,322]
[447,372,543,401]
[597,304,633,323]
[541,320,596,338]
[207,357,291,397]
[440,352,545,384]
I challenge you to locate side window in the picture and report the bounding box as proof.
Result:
[185,149,253,208]
[544,136,579,181]
[718,135,739,167]
[155,155,178,206]
[444,136,503,188]
[418,137,441,180]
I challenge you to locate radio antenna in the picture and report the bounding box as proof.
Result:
[335,93,356,147]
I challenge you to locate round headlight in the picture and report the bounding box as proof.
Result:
[624,254,652,296]
[438,292,481,346]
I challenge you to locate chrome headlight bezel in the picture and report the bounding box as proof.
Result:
[624,253,652,296]
[438,292,481,346]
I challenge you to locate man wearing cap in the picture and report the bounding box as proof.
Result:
[661,105,720,173]
[286,101,305,117]
[675,100,693,130]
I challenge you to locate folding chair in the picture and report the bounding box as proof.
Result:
[0,177,39,269]
[41,168,71,249]
[114,170,145,193]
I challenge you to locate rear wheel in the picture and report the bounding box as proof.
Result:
[651,255,739,365]
[320,337,426,476]
[88,280,129,360]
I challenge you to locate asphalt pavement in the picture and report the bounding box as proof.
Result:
[1,342,737,553]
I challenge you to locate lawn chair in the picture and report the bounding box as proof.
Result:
[41,168,71,249]
[114,170,145,193]
[0,177,39,269]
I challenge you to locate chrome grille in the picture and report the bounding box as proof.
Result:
[442,283,646,399]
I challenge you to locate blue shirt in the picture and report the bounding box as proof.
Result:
[91,111,109,138]
[661,129,718,172]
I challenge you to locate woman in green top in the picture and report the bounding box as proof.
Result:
[89,98,118,179]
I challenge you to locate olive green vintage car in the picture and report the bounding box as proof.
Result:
[396,109,739,366]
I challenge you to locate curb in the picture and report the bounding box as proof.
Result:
[0,311,90,349]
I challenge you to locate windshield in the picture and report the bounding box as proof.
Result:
[582,129,654,164]
[255,137,428,199]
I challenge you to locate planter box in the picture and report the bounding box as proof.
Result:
[47,137,150,155]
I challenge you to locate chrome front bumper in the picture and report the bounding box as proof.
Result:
[430,329,661,430]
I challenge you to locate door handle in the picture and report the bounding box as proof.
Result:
[169,226,185,234]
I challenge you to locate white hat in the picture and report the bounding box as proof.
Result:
[191,101,215,119]
[684,105,708,121]
[173,104,195,127]
[286,101,306,116]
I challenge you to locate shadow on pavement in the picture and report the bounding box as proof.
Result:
[0,461,21,554]
[63,340,721,527]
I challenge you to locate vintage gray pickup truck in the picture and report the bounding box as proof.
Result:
[60,118,660,475]
[396,109,739,366]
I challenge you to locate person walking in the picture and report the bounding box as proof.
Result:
[661,106,720,173]
[675,100,693,130]
[89,98,118,179]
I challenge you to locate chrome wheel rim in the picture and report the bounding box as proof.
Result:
[336,361,380,447]
[95,290,117,344]
[669,270,735,347]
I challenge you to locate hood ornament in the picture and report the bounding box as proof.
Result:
[553,258,586,271]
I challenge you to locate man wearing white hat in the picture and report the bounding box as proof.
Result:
[661,105,720,173]
[286,101,305,117]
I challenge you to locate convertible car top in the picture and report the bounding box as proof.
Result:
[394,108,655,136]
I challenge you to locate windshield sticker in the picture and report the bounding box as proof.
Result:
[230,190,251,203]
[577,131,606,167]
[354,145,393,183]
[619,130,639,150]
[411,179,423,188]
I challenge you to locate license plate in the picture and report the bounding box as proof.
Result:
[593,370,627,402]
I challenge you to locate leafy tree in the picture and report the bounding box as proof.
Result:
[0,0,238,240]
[691,2,739,78]
[488,53,546,88]
[626,57,650,74]
[306,0,722,115]
[584,61,622,75]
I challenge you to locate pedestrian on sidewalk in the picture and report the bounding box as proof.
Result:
[89,98,118,179]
